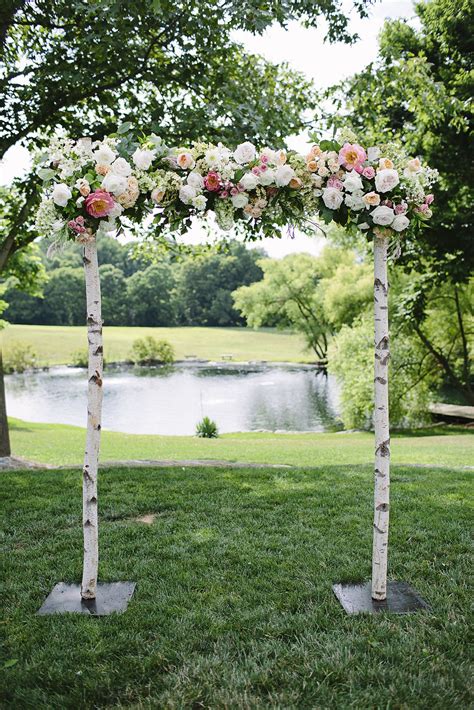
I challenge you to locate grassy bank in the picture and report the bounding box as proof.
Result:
[1,324,310,366]
[10,418,473,468]
[1,462,472,708]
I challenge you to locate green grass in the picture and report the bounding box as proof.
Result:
[1,463,472,708]
[10,417,474,468]
[1,324,310,366]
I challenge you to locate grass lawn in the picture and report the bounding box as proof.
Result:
[10,417,474,468]
[1,324,310,366]
[1,462,472,708]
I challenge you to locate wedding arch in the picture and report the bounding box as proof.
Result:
[34,127,436,614]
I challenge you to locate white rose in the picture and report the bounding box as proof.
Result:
[345,192,365,211]
[187,171,204,189]
[322,187,344,210]
[179,184,197,204]
[371,205,395,226]
[108,202,124,218]
[311,175,323,188]
[177,152,195,170]
[258,169,276,186]
[343,170,363,193]
[233,141,256,164]
[231,192,249,209]
[110,157,132,177]
[102,172,128,196]
[274,149,287,166]
[132,148,155,170]
[93,144,116,165]
[275,165,296,187]
[260,147,276,164]
[52,183,72,207]
[359,222,370,230]
[192,195,207,211]
[391,214,410,232]
[367,147,381,162]
[239,172,258,191]
[76,196,84,207]
[205,148,220,166]
[375,168,399,193]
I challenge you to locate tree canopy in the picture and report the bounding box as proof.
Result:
[324,0,473,277]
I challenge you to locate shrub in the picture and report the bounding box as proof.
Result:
[130,336,175,365]
[3,342,37,373]
[196,416,219,438]
[327,314,436,430]
[71,349,89,367]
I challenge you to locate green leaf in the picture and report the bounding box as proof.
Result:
[117,122,133,135]
[37,168,55,181]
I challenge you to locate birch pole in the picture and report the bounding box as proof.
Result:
[372,233,390,601]
[81,235,103,600]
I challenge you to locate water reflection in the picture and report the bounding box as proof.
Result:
[6,363,340,435]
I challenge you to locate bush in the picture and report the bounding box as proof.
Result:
[328,314,436,429]
[130,336,175,365]
[195,416,219,438]
[3,342,37,373]
[71,349,89,367]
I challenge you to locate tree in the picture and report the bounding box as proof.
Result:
[99,264,127,326]
[126,263,177,326]
[176,241,264,326]
[233,247,354,362]
[0,0,373,276]
[42,267,86,325]
[325,0,473,276]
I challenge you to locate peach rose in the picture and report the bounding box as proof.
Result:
[362,191,381,208]
[84,189,115,218]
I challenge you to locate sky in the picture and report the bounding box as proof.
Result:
[0,0,417,258]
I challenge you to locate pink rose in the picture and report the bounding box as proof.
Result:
[425,194,434,205]
[252,167,261,176]
[327,176,343,190]
[362,166,375,179]
[219,190,229,199]
[204,171,221,192]
[394,202,408,214]
[230,187,239,197]
[338,143,367,171]
[68,216,87,234]
[84,189,115,218]
[416,203,430,214]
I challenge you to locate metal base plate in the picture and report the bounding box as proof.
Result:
[332,581,430,614]
[37,582,136,616]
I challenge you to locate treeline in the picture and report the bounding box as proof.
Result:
[4,238,264,328]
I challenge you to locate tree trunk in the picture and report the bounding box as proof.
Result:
[81,237,103,600]
[0,351,11,457]
[372,234,390,601]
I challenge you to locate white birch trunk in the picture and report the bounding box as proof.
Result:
[371,234,390,601]
[81,236,103,599]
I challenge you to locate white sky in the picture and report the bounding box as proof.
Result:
[0,0,417,258]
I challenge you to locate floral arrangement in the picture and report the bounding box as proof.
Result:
[34,126,437,245]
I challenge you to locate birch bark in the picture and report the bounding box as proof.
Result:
[372,234,390,601]
[81,236,103,599]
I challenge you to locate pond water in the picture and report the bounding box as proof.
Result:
[5,363,341,435]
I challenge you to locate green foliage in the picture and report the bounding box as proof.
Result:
[175,242,264,326]
[0,0,372,283]
[3,342,36,373]
[126,264,177,327]
[233,247,358,361]
[195,416,219,438]
[328,314,438,429]
[324,0,473,276]
[70,349,89,368]
[130,336,175,364]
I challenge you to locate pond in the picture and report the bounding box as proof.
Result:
[5,363,341,435]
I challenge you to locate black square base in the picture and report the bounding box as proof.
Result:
[37,582,136,616]
[332,581,430,614]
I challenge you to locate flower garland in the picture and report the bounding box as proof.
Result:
[34,127,437,245]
